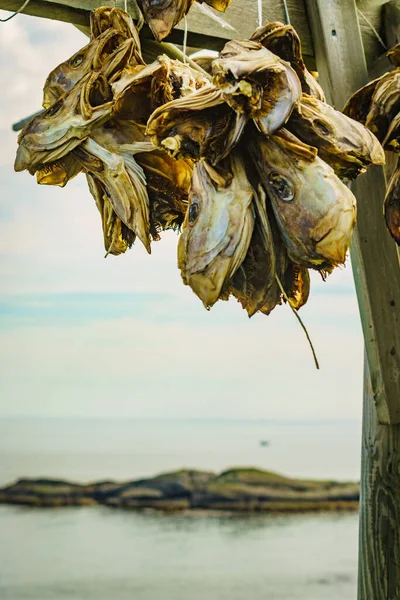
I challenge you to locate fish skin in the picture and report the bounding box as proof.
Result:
[35,154,82,187]
[287,94,385,181]
[73,138,151,253]
[15,72,114,173]
[42,30,139,110]
[384,158,400,246]
[250,21,325,101]
[230,183,276,316]
[212,39,301,132]
[365,70,400,142]
[147,86,247,165]
[136,0,195,41]
[178,152,254,308]
[248,128,357,272]
[86,172,135,256]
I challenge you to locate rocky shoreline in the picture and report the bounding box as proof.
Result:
[0,468,359,513]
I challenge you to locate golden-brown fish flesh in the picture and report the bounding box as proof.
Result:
[73,138,151,253]
[248,129,357,273]
[35,154,82,187]
[136,0,195,41]
[384,157,400,245]
[229,183,276,316]
[43,29,140,109]
[15,72,114,174]
[178,152,255,308]
[250,21,325,101]
[136,150,192,237]
[86,172,136,255]
[287,94,385,180]
[388,43,400,68]
[90,6,142,44]
[212,39,301,133]
[147,86,247,164]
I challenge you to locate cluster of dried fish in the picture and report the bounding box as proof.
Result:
[14,12,385,324]
[344,43,400,245]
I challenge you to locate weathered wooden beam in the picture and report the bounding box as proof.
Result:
[358,356,400,600]
[304,1,400,599]
[305,0,400,426]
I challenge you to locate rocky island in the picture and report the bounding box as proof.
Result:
[0,468,359,513]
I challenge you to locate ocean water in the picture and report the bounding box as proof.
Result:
[0,418,360,599]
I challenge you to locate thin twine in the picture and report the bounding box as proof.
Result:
[282,0,291,25]
[257,0,262,28]
[275,274,320,370]
[0,0,31,22]
[357,8,387,51]
[124,0,127,13]
[182,16,188,63]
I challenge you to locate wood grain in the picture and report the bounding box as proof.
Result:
[305,0,400,426]
[358,357,400,600]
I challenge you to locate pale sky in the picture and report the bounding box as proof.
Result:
[0,13,364,420]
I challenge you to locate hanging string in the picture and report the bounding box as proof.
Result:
[357,8,387,51]
[282,0,291,25]
[124,0,127,13]
[275,274,320,370]
[182,16,188,63]
[0,0,31,22]
[257,0,262,28]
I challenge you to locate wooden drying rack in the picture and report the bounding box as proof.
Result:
[0,0,400,597]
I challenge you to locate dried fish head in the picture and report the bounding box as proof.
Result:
[43,29,138,109]
[383,110,400,151]
[287,94,385,180]
[136,150,192,236]
[342,77,379,125]
[178,153,255,308]
[250,21,325,101]
[365,70,400,142]
[384,158,400,245]
[36,154,82,187]
[136,0,195,41]
[147,86,247,164]
[73,138,151,253]
[197,0,232,11]
[86,172,136,255]
[15,72,114,173]
[248,129,357,272]
[90,6,142,48]
[212,39,301,133]
[230,183,277,316]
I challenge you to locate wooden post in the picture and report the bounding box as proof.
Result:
[304,0,400,598]
[359,354,400,599]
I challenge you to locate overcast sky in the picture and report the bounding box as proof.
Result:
[0,13,364,421]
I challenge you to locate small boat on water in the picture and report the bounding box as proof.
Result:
[260,440,270,447]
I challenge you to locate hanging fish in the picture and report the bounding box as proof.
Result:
[86,172,136,256]
[136,0,195,41]
[90,6,143,44]
[229,183,276,316]
[136,150,192,236]
[250,21,325,101]
[178,152,254,308]
[387,42,400,68]
[73,138,151,253]
[43,30,140,110]
[147,86,246,164]
[35,153,82,187]
[248,128,357,273]
[343,70,400,143]
[15,72,114,174]
[384,158,400,245]
[287,94,385,181]
[212,39,301,134]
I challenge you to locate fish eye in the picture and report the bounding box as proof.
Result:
[188,199,200,224]
[46,101,63,118]
[70,54,84,68]
[268,173,294,202]
[314,119,332,136]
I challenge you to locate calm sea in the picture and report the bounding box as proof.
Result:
[0,418,360,600]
